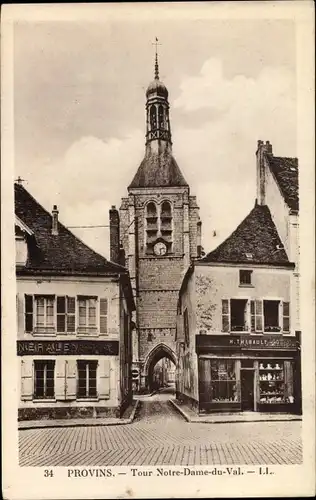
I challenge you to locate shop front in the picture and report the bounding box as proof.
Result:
[196,333,301,414]
[18,339,122,420]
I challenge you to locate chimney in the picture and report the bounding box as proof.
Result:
[256,140,273,205]
[51,205,59,235]
[109,205,120,263]
[197,219,202,258]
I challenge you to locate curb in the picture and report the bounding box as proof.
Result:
[170,399,302,424]
[169,399,190,422]
[18,399,140,431]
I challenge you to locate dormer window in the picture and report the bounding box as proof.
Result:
[15,227,28,266]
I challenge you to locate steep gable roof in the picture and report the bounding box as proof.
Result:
[128,149,188,189]
[201,203,293,266]
[267,155,299,211]
[15,183,125,276]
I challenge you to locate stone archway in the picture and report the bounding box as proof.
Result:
[144,343,177,393]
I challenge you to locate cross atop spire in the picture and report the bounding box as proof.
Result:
[152,37,161,80]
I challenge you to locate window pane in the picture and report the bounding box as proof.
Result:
[67,297,75,314]
[57,315,66,332]
[67,315,75,332]
[46,301,54,326]
[25,295,33,313]
[79,302,86,326]
[57,296,65,313]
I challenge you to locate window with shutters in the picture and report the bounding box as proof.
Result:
[57,296,76,333]
[34,360,55,399]
[263,300,281,332]
[34,296,55,333]
[77,297,97,334]
[230,299,248,332]
[282,302,290,333]
[100,298,108,334]
[77,360,98,399]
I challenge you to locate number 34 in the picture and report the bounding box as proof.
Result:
[44,469,54,477]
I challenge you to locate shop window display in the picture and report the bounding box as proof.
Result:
[210,360,238,402]
[259,361,293,404]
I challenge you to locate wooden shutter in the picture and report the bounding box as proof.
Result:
[255,300,263,332]
[99,359,111,399]
[100,298,108,334]
[222,299,230,332]
[284,360,294,399]
[65,360,77,400]
[67,297,76,333]
[250,300,256,332]
[24,295,33,332]
[283,301,290,333]
[57,296,66,333]
[55,359,66,400]
[21,359,33,400]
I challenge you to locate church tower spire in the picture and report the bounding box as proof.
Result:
[128,42,188,189]
[145,40,172,149]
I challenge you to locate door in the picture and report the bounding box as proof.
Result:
[241,370,254,411]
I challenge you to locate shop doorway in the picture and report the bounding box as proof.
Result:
[241,370,255,411]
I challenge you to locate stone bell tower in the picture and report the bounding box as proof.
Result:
[119,46,202,392]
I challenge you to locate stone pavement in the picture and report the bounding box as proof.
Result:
[19,394,302,467]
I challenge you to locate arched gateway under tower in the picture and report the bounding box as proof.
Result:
[119,47,202,393]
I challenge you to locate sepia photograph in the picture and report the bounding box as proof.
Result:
[2,2,315,499]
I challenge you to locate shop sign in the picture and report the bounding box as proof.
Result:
[196,334,298,352]
[17,340,119,356]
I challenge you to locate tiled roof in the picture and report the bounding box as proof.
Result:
[15,183,125,275]
[129,149,188,188]
[201,204,293,266]
[267,155,299,211]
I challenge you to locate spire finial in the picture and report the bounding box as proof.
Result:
[152,37,161,80]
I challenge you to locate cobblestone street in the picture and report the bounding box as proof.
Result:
[19,392,302,467]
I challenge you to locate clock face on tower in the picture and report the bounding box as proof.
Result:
[154,241,167,256]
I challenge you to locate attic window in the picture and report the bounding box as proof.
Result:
[239,270,253,286]
[245,253,253,260]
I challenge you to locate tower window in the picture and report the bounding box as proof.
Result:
[150,105,157,131]
[160,201,173,248]
[146,202,158,251]
[158,105,164,129]
[145,201,173,254]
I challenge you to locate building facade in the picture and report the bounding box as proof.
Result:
[119,54,202,392]
[16,182,134,420]
[176,141,301,414]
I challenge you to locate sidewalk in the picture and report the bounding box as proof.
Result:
[19,399,140,430]
[170,399,302,424]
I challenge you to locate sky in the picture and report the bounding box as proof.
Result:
[13,14,297,259]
